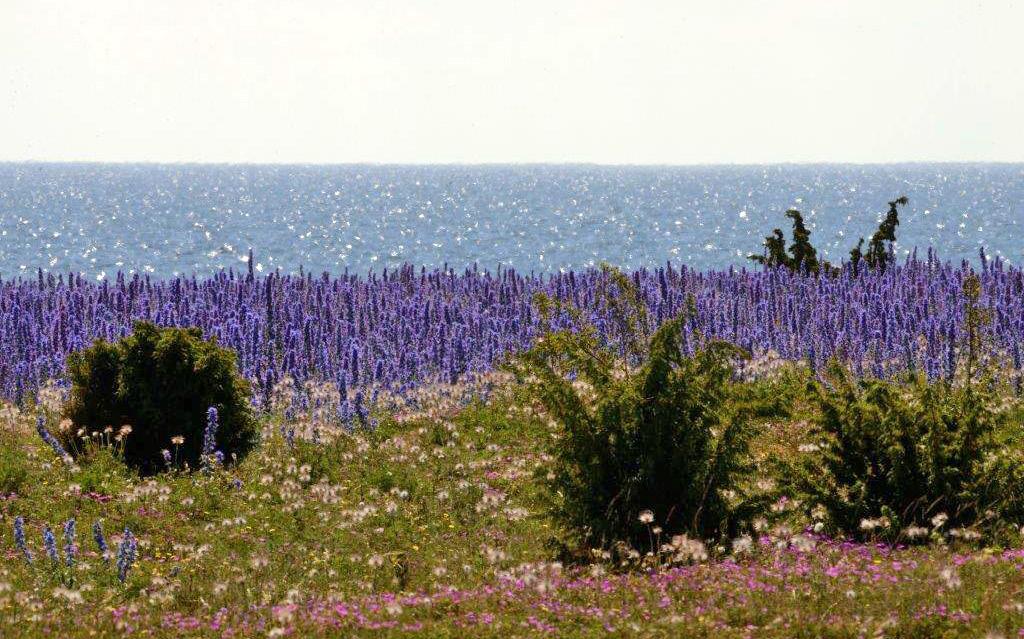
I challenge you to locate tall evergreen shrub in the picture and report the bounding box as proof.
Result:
[509,266,756,550]
[63,321,257,474]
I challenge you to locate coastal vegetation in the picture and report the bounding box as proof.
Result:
[783,274,1024,545]
[507,267,757,550]
[4,231,1024,635]
[5,336,1024,636]
[62,322,257,474]
[750,196,909,274]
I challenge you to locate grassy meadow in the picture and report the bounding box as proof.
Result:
[4,372,1024,638]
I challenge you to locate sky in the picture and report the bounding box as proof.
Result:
[2,0,1022,164]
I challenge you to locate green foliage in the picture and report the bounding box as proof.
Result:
[790,272,1024,541]
[750,209,827,273]
[62,321,258,475]
[752,196,908,276]
[863,196,908,272]
[961,272,990,385]
[791,361,1023,541]
[73,445,134,496]
[734,363,815,421]
[0,434,29,495]
[848,238,865,276]
[784,209,822,274]
[9,366,1024,635]
[508,265,756,549]
[751,229,790,270]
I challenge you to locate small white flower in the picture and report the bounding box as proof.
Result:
[791,534,816,553]
[949,527,981,541]
[731,534,753,555]
[904,525,929,539]
[939,566,962,590]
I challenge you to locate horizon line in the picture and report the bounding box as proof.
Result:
[2,159,1024,168]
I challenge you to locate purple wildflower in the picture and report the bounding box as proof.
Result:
[116,528,138,583]
[63,519,76,568]
[93,520,109,561]
[14,516,32,563]
[202,406,219,471]
[35,415,69,463]
[43,525,59,563]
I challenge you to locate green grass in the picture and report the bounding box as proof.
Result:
[3,384,1024,637]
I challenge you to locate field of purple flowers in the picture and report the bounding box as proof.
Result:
[2,250,1023,409]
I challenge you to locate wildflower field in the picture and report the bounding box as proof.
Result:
[4,260,1024,637]
[3,252,1024,407]
[6,383,1024,638]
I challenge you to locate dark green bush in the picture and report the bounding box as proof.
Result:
[790,361,1024,541]
[749,209,826,273]
[62,321,258,475]
[860,196,908,273]
[790,273,1024,542]
[751,196,908,275]
[508,266,757,550]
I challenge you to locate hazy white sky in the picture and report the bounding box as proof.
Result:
[2,0,1022,164]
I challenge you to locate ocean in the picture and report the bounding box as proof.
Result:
[1,163,1021,278]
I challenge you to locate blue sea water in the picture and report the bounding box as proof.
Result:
[0,163,1021,278]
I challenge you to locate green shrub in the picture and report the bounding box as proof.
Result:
[508,266,756,550]
[733,362,815,421]
[790,361,1024,541]
[749,209,828,274]
[750,196,908,275]
[859,196,908,274]
[62,321,258,475]
[789,273,1024,542]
